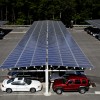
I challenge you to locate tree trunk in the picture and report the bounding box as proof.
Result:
[12,8,15,24]
[0,9,3,20]
[6,6,7,20]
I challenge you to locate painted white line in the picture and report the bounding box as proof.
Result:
[10,32,26,34]
[0,92,99,97]
[0,93,44,96]
[4,38,21,40]
[95,91,100,94]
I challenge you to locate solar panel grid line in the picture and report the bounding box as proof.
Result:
[57,21,79,67]
[0,20,94,69]
[14,21,39,67]
[58,21,91,66]
[46,20,49,61]
[52,21,63,66]
[0,22,37,68]
[61,22,94,68]
[49,21,77,66]
[16,21,43,67]
[30,21,44,66]
[31,21,47,66]
[48,22,62,65]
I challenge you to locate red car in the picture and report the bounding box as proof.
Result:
[52,75,90,94]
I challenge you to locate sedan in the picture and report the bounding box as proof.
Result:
[1,77,43,93]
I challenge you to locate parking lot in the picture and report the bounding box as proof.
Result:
[0,26,100,99]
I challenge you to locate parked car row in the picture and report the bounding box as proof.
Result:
[0,71,94,95]
[84,26,100,40]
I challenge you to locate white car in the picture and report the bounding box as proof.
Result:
[1,77,43,93]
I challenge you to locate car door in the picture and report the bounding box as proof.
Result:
[64,80,76,91]
[16,81,29,91]
[11,81,28,91]
[11,81,19,91]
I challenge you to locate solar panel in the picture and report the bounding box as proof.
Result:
[48,21,93,68]
[0,21,46,68]
[0,20,93,69]
[86,20,100,29]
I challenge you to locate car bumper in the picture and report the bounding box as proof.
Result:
[1,86,6,91]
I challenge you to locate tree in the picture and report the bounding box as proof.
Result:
[0,0,100,25]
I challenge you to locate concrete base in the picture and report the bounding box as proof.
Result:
[44,92,51,96]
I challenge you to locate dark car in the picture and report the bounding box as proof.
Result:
[84,26,93,34]
[52,75,90,94]
[8,71,45,82]
[0,28,12,39]
[84,27,100,37]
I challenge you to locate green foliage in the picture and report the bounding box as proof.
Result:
[0,0,100,25]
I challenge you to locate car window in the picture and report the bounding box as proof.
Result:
[18,77,23,80]
[75,80,81,84]
[68,80,74,84]
[11,81,25,85]
[7,78,14,84]
[24,78,32,85]
[11,81,20,85]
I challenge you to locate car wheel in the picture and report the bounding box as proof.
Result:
[30,88,36,93]
[6,88,12,93]
[56,88,62,95]
[79,88,86,94]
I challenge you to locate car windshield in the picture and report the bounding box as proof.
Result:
[24,78,32,85]
[7,78,14,84]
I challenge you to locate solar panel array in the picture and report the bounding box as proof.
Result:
[0,21,93,69]
[86,19,100,29]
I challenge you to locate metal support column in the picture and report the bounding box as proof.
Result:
[44,20,51,96]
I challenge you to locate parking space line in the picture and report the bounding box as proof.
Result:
[95,91,100,94]
[0,92,100,96]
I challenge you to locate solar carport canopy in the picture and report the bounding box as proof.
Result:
[0,21,93,69]
[86,19,100,29]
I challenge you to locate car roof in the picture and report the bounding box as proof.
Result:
[67,75,88,80]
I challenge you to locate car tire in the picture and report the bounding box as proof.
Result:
[6,88,12,93]
[55,88,62,95]
[30,88,36,93]
[79,88,86,94]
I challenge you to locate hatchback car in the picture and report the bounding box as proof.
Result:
[1,77,42,93]
[52,75,90,94]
